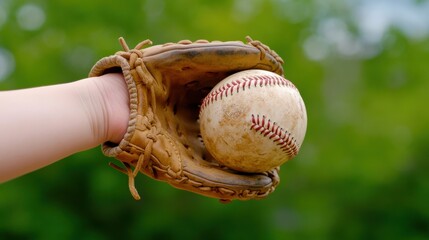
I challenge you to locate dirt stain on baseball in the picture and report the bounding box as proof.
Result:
[220,103,248,126]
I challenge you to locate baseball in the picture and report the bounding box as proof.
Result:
[199,69,307,173]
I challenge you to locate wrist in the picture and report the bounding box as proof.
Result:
[77,73,130,145]
[97,73,130,144]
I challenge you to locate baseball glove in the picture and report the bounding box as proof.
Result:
[89,36,284,203]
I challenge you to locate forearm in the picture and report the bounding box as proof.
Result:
[0,73,129,182]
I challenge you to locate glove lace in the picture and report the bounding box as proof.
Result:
[108,138,154,200]
[109,38,158,200]
[245,36,284,67]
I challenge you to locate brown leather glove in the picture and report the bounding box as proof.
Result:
[89,36,284,202]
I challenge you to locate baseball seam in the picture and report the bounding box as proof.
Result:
[250,114,299,158]
[199,74,296,113]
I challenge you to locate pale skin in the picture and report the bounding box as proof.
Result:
[0,73,129,182]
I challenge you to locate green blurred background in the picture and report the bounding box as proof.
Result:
[1,0,429,239]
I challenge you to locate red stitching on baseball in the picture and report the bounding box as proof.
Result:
[250,114,299,158]
[200,74,296,113]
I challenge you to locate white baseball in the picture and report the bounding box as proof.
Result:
[199,69,307,173]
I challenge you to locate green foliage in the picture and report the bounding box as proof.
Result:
[1,0,429,239]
